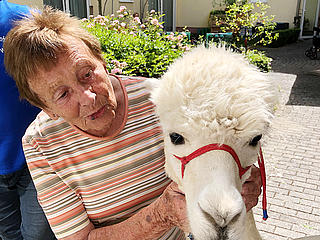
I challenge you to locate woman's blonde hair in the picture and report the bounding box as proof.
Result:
[4,6,103,108]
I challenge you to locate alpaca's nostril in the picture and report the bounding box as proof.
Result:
[229,212,241,225]
[199,202,242,228]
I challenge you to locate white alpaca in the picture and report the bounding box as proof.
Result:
[150,46,277,240]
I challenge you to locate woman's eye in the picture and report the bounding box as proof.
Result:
[169,132,185,145]
[249,134,262,147]
[84,69,93,79]
[58,91,68,100]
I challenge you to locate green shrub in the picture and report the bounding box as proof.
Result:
[266,28,300,48]
[82,6,271,76]
[245,49,272,72]
[217,1,279,49]
[82,7,191,78]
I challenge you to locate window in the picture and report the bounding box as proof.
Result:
[148,0,175,31]
[43,0,63,9]
[43,0,89,19]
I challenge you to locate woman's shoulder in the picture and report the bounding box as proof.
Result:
[113,75,158,91]
[117,75,160,100]
[23,111,72,143]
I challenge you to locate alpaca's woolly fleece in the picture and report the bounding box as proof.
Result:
[151,46,277,146]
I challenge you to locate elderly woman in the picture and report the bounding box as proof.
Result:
[4,7,262,240]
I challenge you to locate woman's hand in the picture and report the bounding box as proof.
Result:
[156,182,189,232]
[241,165,262,211]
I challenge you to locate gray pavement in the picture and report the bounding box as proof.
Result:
[252,39,320,239]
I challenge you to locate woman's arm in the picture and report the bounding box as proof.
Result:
[60,182,188,240]
[61,166,263,240]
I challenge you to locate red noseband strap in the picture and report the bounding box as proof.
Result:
[173,144,251,179]
[173,143,268,221]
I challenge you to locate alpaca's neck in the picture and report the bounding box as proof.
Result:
[243,210,262,240]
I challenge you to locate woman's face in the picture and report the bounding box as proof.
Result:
[28,38,117,137]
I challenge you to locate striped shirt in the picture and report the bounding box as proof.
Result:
[23,76,185,239]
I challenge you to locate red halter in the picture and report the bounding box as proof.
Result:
[173,143,268,220]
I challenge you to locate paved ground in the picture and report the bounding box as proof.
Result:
[252,39,320,239]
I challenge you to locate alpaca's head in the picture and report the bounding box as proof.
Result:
[150,46,277,239]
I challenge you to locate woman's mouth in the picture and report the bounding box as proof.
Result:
[90,106,107,120]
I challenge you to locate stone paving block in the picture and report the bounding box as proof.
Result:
[268,197,286,206]
[280,184,304,193]
[270,205,298,216]
[296,198,320,209]
[304,188,320,197]
[306,178,319,185]
[292,224,320,236]
[260,231,289,240]
[289,191,316,201]
[275,226,306,239]
[296,212,320,222]
[312,208,320,216]
[285,202,313,214]
[256,221,276,232]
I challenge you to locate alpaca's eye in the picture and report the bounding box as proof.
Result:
[169,132,185,145]
[249,134,262,147]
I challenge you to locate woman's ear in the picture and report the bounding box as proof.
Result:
[43,109,59,120]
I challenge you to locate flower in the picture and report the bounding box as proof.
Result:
[166,35,173,40]
[87,23,94,28]
[150,10,156,14]
[111,60,120,66]
[94,15,103,20]
[120,22,126,27]
[119,6,126,12]
[133,17,141,24]
[151,18,159,25]
[177,35,183,40]
[140,24,146,29]
[111,68,122,74]
[120,62,128,68]
[118,14,124,18]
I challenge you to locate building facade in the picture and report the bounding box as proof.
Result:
[8,0,320,38]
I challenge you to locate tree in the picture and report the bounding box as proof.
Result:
[216,0,279,50]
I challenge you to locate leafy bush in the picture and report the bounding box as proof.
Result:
[266,28,300,48]
[216,0,279,49]
[82,6,271,75]
[245,49,272,72]
[82,7,191,78]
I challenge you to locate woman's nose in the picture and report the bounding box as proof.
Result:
[78,86,96,106]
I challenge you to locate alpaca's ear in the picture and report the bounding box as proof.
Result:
[143,78,160,92]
